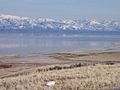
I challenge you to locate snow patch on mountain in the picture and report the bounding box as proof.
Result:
[0,14,120,32]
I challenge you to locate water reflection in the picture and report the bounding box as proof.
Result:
[0,33,120,54]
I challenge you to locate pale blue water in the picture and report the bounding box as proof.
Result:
[0,32,120,54]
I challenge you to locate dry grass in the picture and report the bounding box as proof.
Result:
[0,64,120,90]
[0,64,12,69]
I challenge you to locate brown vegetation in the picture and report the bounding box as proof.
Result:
[0,64,12,69]
[0,51,120,90]
[0,63,120,90]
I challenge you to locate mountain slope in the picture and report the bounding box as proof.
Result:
[0,14,120,32]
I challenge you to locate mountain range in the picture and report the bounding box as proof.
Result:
[0,14,120,32]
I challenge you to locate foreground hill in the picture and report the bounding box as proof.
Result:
[0,64,120,90]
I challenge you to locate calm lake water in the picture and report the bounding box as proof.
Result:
[0,32,120,54]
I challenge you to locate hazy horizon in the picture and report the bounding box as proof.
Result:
[0,0,120,20]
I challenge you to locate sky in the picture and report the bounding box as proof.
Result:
[0,0,120,20]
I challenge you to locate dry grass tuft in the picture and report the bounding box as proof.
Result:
[0,64,120,90]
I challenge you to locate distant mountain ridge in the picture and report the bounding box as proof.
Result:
[0,14,120,32]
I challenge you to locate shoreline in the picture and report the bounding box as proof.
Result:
[0,48,120,89]
[0,49,120,71]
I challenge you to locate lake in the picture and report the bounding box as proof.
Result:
[0,32,120,55]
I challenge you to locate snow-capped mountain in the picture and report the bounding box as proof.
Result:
[0,14,120,32]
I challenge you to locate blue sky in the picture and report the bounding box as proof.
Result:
[0,0,120,20]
